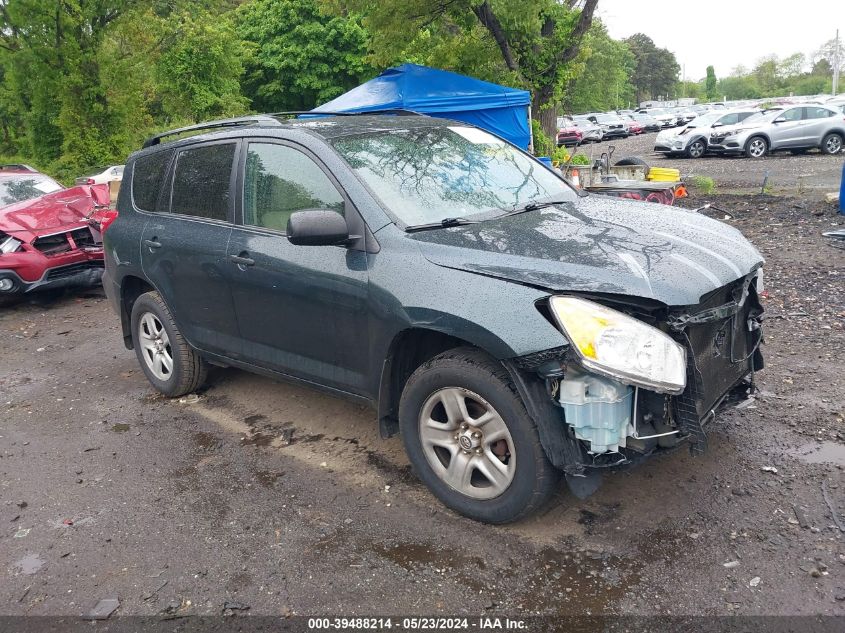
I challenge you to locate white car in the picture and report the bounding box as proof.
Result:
[654,109,759,158]
[75,165,124,186]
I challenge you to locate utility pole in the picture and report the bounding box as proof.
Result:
[834,29,840,95]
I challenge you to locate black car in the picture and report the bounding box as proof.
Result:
[104,113,765,523]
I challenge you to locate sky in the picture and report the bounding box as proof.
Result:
[597,0,845,81]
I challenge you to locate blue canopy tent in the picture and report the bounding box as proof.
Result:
[312,63,532,150]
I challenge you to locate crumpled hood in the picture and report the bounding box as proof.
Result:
[0,185,106,241]
[409,195,763,307]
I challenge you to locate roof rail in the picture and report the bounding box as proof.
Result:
[141,109,426,149]
[142,115,280,149]
[0,164,38,172]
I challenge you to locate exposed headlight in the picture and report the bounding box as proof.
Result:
[548,296,687,394]
[724,128,746,137]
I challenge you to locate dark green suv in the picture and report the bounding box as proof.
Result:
[104,113,764,523]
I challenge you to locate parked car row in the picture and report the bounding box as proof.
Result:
[556,103,726,147]
[655,104,845,159]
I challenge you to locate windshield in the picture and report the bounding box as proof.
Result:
[688,112,722,127]
[593,114,617,123]
[330,125,576,226]
[647,108,666,115]
[0,174,63,208]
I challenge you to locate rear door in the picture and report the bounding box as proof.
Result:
[226,139,370,394]
[140,141,242,357]
[803,106,837,146]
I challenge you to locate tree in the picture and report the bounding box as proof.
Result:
[238,0,373,112]
[155,10,248,121]
[752,55,781,95]
[705,65,717,101]
[329,0,598,139]
[624,34,680,103]
[563,22,635,112]
[778,53,806,78]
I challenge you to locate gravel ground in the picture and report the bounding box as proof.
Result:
[1,193,844,621]
[574,131,845,194]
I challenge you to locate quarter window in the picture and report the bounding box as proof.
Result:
[170,143,236,221]
[243,143,344,232]
[132,150,173,212]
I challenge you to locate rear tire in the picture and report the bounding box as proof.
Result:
[821,133,843,155]
[398,348,559,523]
[745,136,768,159]
[131,291,207,397]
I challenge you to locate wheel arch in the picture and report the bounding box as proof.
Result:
[119,275,155,349]
[376,328,496,438]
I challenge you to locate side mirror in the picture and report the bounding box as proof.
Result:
[287,209,349,246]
[773,117,786,124]
[711,122,723,128]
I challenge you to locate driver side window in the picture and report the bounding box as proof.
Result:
[781,108,802,122]
[243,143,344,233]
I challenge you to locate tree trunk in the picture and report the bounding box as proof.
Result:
[533,87,557,147]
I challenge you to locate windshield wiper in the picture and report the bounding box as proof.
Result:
[499,199,570,218]
[405,217,480,232]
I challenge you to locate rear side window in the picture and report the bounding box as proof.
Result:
[805,107,834,119]
[170,143,236,221]
[132,150,173,212]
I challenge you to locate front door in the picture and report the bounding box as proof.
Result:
[227,140,370,394]
[140,141,242,357]
[769,107,805,148]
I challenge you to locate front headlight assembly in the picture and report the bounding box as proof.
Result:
[548,296,687,394]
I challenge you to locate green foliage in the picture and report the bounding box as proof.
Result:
[715,49,834,100]
[156,11,249,121]
[569,153,590,166]
[692,175,715,195]
[564,22,635,112]
[531,119,554,157]
[550,145,570,164]
[238,0,373,111]
[624,34,680,103]
[705,66,717,101]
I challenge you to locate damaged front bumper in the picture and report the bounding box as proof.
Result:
[505,271,764,477]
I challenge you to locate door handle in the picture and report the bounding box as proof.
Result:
[144,238,162,249]
[229,253,255,267]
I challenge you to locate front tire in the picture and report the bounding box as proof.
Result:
[821,133,843,155]
[686,139,707,159]
[745,136,768,159]
[398,348,559,523]
[131,291,207,397]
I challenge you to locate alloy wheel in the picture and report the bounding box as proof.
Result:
[689,141,705,158]
[826,135,842,154]
[418,387,516,500]
[748,138,767,158]
[138,312,173,381]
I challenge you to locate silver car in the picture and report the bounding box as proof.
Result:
[654,109,759,158]
[571,116,604,143]
[710,105,845,157]
[586,112,629,139]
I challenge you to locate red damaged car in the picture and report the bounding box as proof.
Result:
[0,164,115,298]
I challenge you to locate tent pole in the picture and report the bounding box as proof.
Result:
[528,105,534,154]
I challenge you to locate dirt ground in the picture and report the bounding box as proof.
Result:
[1,190,844,621]
[574,130,845,194]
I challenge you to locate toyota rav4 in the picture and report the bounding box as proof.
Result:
[104,113,765,523]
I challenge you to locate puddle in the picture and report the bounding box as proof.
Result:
[254,470,285,488]
[193,431,221,451]
[790,441,845,467]
[368,541,487,592]
[517,546,639,615]
[14,554,45,575]
[111,423,130,433]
